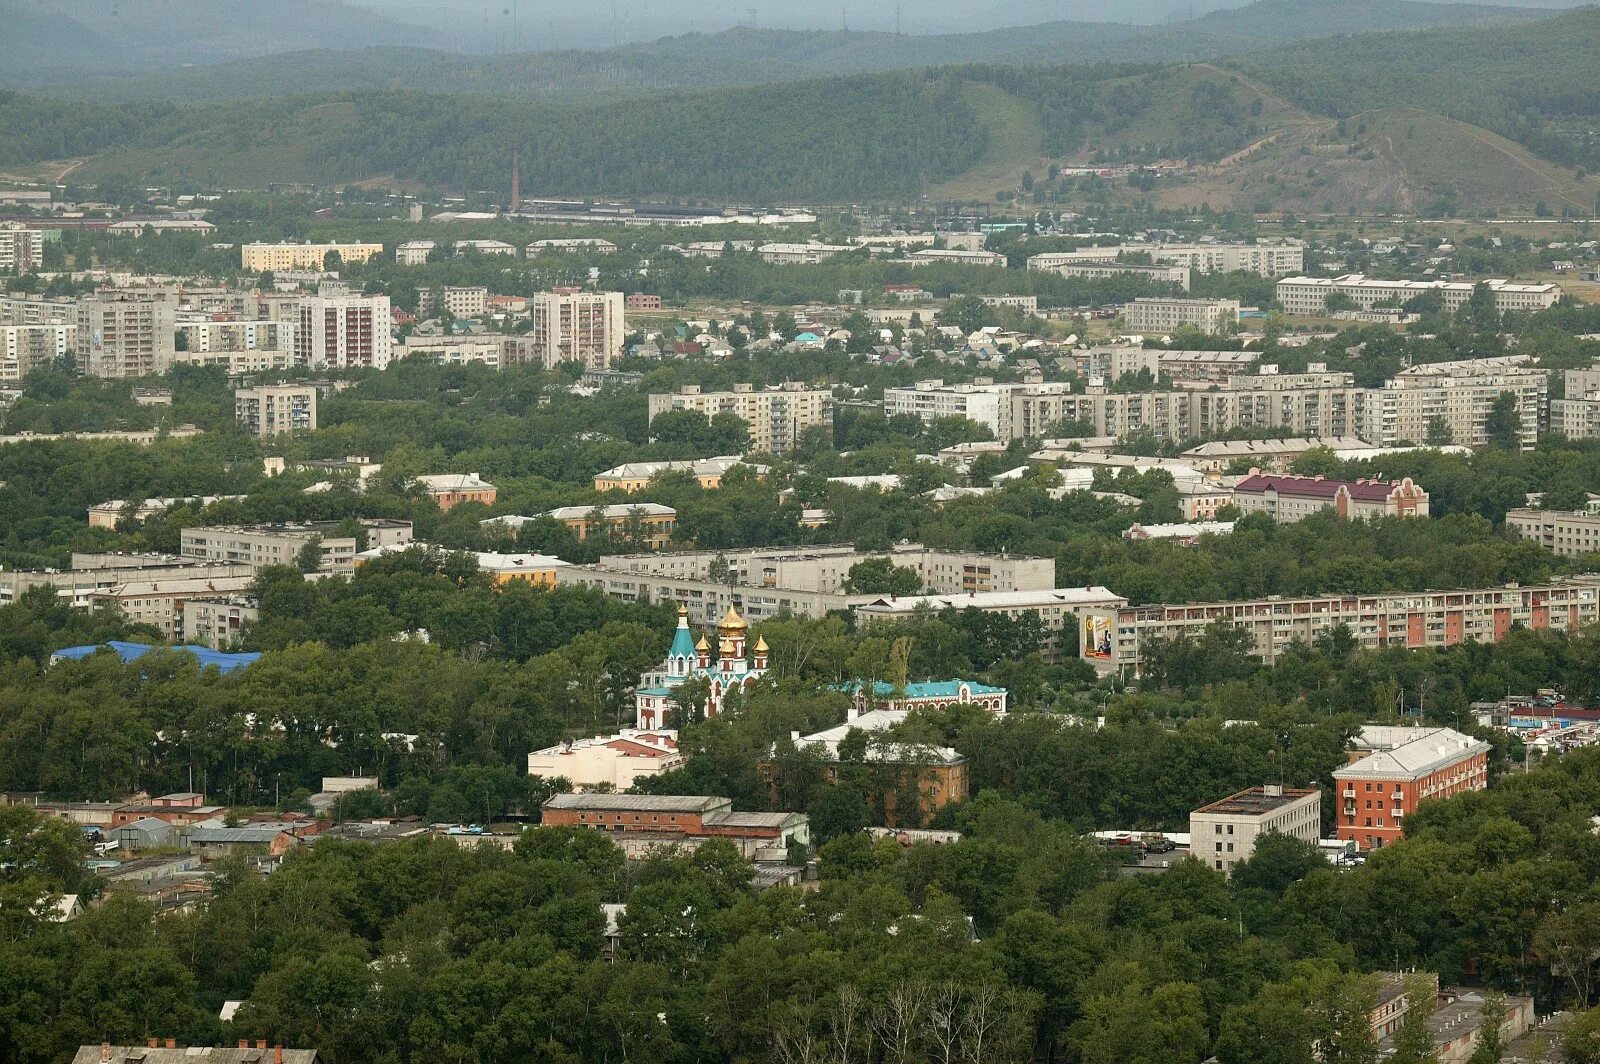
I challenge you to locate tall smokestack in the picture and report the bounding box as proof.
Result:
[510,150,521,214]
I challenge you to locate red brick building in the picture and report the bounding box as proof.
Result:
[1334,726,1489,850]
[540,793,810,854]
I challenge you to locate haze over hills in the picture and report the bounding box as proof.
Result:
[14,0,1555,99]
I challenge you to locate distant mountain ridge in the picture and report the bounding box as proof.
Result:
[13,0,1553,98]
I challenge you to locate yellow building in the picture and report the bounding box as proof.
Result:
[354,545,569,587]
[540,504,677,549]
[241,242,384,272]
[592,456,756,493]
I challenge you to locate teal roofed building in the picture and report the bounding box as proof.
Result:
[845,678,1007,717]
[636,605,768,729]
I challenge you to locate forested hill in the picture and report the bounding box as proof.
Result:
[1,7,1598,206]
[18,0,1550,101]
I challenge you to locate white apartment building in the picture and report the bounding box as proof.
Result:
[757,243,851,265]
[183,595,260,650]
[527,289,625,371]
[1028,241,1303,277]
[1191,785,1321,875]
[884,379,1026,441]
[527,238,618,255]
[1504,508,1600,559]
[429,285,487,319]
[1551,367,1600,440]
[0,295,73,326]
[1,324,74,382]
[0,222,43,274]
[903,248,1006,268]
[90,576,258,640]
[974,294,1038,312]
[1379,364,1547,450]
[648,383,833,454]
[235,384,317,437]
[453,239,518,257]
[1125,297,1240,335]
[241,242,383,272]
[1045,261,1192,290]
[1276,275,1563,316]
[176,318,295,353]
[398,335,504,368]
[180,520,410,574]
[294,293,392,370]
[171,350,303,373]
[394,240,435,266]
[75,292,177,379]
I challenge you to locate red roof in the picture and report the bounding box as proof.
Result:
[1235,473,1406,502]
[603,738,677,759]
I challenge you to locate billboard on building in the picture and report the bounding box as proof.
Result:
[1083,615,1113,660]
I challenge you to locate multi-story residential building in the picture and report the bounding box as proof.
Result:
[884,379,1031,441]
[422,285,488,318]
[855,587,1129,661]
[75,292,177,379]
[234,384,317,437]
[90,576,259,639]
[182,595,260,649]
[1076,576,1600,674]
[0,553,255,608]
[972,294,1038,312]
[397,335,504,368]
[0,222,43,274]
[241,241,383,272]
[526,289,624,372]
[1190,785,1321,875]
[0,323,74,381]
[647,383,833,454]
[1549,397,1600,439]
[453,239,517,257]
[592,455,753,492]
[757,242,851,264]
[293,293,391,370]
[1334,726,1489,849]
[1029,241,1303,277]
[354,543,568,585]
[903,248,1005,268]
[0,294,73,326]
[180,521,405,574]
[1231,473,1429,523]
[1125,297,1240,335]
[175,318,295,353]
[394,240,435,265]
[1504,507,1600,558]
[1016,383,1378,444]
[525,503,677,548]
[625,293,663,311]
[1043,261,1192,290]
[527,238,618,255]
[170,349,303,373]
[1275,274,1562,316]
[528,729,683,790]
[412,472,497,511]
[86,496,248,529]
[1379,363,1546,450]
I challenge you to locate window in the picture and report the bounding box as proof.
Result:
[1226,843,1234,853]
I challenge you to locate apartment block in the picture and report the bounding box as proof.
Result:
[1191,785,1321,875]
[1335,726,1489,850]
[903,248,1005,268]
[423,285,488,318]
[0,554,256,608]
[593,455,754,492]
[1379,364,1546,450]
[176,318,295,353]
[74,292,177,379]
[525,503,677,549]
[394,240,434,266]
[412,473,497,511]
[234,384,317,437]
[973,294,1038,312]
[0,294,73,326]
[648,383,833,454]
[179,522,389,574]
[0,222,43,274]
[1276,274,1562,316]
[170,350,303,374]
[855,587,1129,662]
[1077,577,1600,674]
[294,293,391,370]
[1125,297,1240,335]
[1232,474,1429,523]
[90,576,259,640]
[1549,366,1600,439]
[528,289,624,371]
[1,323,74,381]
[1043,261,1192,290]
[1029,241,1303,277]
[757,242,850,264]
[884,379,1029,441]
[1504,507,1600,558]
[182,595,260,649]
[241,242,383,272]
[398,335,504,368]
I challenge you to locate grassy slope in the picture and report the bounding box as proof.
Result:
[924,84,1047,201]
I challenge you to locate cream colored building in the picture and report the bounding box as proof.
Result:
[648,383,833,454]
[1276,274,1562,316]
[394,240,435,266]
[1045,261,1192,290]
[75,292,177,379]
[527,730,683,790]
[398,335,504,368]
[1,323,74,382]
[293,293,392,370]
[90,576,258,640]
[1125,297,1240,335]
[241,242,383,272]
[1504,507,1600,558]
[181,523,363,573]
[1191,785,1321,875]
[182,595,260,649]
[1030,241,1303,277]
[0,222,43,274]
[177,318,295,353]
[527,289,625,371]
[235,384,317,437]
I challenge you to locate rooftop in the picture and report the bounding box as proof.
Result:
[1336,727,1489,781]
[855,587,1126,613]
[543,793,730,813]
[1234,473,1417,502]
[50,642,261,674]
[1193,785,1319,817]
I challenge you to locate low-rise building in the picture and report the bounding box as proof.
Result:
[757,242,851,265]
[412,472,498,511]
[593,455,752,492]
[90,577,258,639]
[1190,784,1321,874]
[529,503,677,548]
[904,248,1005,268]
[395,240,435,265]
[541,793,809,860]
[527,730,683,790]
[1125,297,1240,335]
[778,709,968,825]
[4,554,255,608]
[1122,520,1236,543]
[1505,507,1600,558]
[625,293,663,311]
[182,595,259,649]
[1041,261,1192,290]
[242,241,382,271]
[71,1045,318,1064]
[453,239,517,257]
[1276,274,1562,316]
[181,521,411,574]
[845,678,1009,716]
[354,543,569,586]
[527,238,617,255]
[856,587,1129,662]
[234,384,317,437]
[1335,726,1489,850]
[1231,473,1429,523]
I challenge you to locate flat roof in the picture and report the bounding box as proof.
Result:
[1193,786,1318,817]
[543,793,729,813]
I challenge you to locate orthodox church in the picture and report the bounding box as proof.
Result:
[635,606,768,729]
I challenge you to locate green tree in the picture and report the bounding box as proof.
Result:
[1485,392,1522,450]
[842,557,923,596]
[1389,974,1441,1064]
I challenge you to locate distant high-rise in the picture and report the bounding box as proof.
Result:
[75,291,176,379]
[510,150,521,213]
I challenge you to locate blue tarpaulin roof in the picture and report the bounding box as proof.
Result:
[50,641,260,674]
